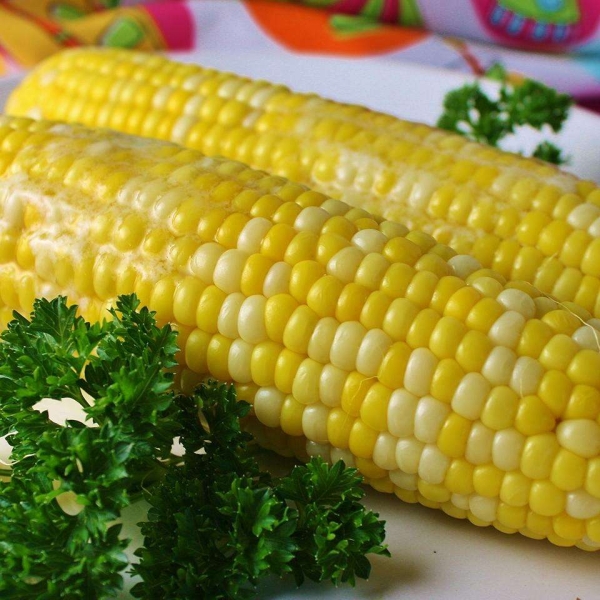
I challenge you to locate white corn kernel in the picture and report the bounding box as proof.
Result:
[566,490,600,519]
[448,255,481,279]
[492,428,525,471]
[253,387,285,428]
[319,364,347,408]
[388,389,419,438]
[330,321,367,371]
[482,346,517,386]
[373,432,399,471]
[465,422,494,465]
[404,348,438,397]
[389,470,418,491]
[302,403,330,443]
[228,339,253,384]
[217,292,245,339]
[356,329,392,377]
[510,356,544,396]
[352,229,387,254]
[263,261,292,297]
[238,295,268,344]
[589,216,600,238]
[213,248,248,294]
[496,289,536,319]
[451,493,471,510]
[451,373,490,420]
[237,217,272,254]
[418,444,450,484]
[307,317,338,364]
[489,311,526,348]
[572,325,600,351]
[327,246,364,283]
[414,396,450,444]
[469,495,498,523]
[189,242,225,284]
[294,206,330,233]
[171,115,197,144]
[395,437,425,474]
[567,203,600,230]
[330,447,356,467]
[557,419,600,458]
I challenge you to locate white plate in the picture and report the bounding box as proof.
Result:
[2,53,600,600]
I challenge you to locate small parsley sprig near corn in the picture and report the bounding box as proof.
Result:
[0,295,388,599]
[438,64,573,165]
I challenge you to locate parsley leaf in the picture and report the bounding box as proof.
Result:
[0,296,389,599]
[438,64,572,164]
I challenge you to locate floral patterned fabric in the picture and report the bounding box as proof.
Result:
[0,0,599,110]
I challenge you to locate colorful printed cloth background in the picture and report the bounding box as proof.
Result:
[1,0,600,111]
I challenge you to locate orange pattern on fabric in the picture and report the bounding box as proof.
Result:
[244,0,426,55]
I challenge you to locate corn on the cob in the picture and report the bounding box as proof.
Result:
[2,115,600,550]
[8,48,600,321]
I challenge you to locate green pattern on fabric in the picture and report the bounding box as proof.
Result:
[329,14,381,34]
[499,0,581,25]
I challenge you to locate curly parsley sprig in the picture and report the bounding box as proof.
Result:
[437,64,572,165]
[0,296,389,599]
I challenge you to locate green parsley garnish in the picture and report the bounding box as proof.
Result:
[0,295,388,599]
[437,64,572,165]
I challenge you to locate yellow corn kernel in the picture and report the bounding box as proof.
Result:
[455,331,493,372]
[551,449,586,491]
[500,471,531,507]
[196,285,226,334]
[335,282,370,323]
[327,408,355,449]
[406,308,440,349]
[481,387,519,431]
[437,414,471,458]
[444,459,474,495]
[538,370,573,417]
[274,349,304,395]
[240,254,274,297]
[349,420,378,459]
[515,395,556,436]
[430,359,464,404]
[539,334,579,371]
[428,316,467,359]
[380,262,415,299]
[292,358,322,405]
[567,350,600,387]
[360,383,391,432]
[473,464,504,498]
[251,341,282,387]
[444,286,481,321]
[529,480,565,517]
[206,334,232,381]
[341,371,374,417]
[497,503,527,530]
[564,385,600,419]
[521,433,560,480]
[517,319,554,358]
[280,395,305,436]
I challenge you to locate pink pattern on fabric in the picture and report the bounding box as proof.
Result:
[471,0,600,50]
[141,1,194,49]
[381,0,399,23]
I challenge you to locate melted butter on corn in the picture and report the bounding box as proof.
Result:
[10,48,600,321]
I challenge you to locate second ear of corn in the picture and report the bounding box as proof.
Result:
[2,115,600,550]
[8,48,600,321]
